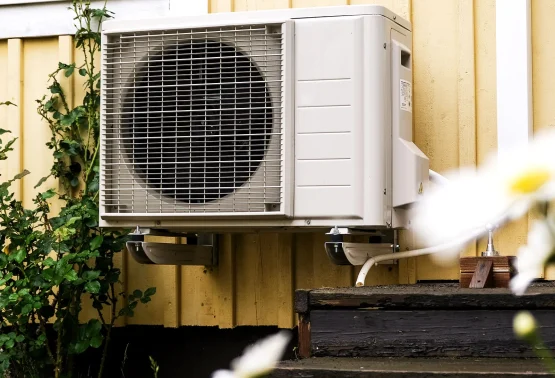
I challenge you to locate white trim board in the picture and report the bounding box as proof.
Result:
[0,0,208,39]
[496,0,533,158]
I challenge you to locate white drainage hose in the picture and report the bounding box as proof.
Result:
[355,227,485,286]
[355,169,453,287]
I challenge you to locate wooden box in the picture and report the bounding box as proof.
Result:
[460,256,517,288]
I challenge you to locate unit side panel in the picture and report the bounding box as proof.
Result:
[294,16,364,219]
[362,16,389,227]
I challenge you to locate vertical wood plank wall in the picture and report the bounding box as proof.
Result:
[0,0,551,327]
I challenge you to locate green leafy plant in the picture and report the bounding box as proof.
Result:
[0,1,155,377]
[149,356,160,378]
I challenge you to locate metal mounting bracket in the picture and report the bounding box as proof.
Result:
[324,228,399,266]
[126,227,218,266]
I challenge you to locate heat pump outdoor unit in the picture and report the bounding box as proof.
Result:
[99,5,429,235]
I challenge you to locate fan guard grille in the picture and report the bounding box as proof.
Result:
[102,25,284,214]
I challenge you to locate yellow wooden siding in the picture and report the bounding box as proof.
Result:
[1,0,552,328]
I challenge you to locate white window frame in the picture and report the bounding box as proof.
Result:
[496,0,533,158]
[0,0,208,39]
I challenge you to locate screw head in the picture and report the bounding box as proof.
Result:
[306,220,311,225]
[383,43,387,49]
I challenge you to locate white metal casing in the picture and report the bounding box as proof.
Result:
[99,5,429,231]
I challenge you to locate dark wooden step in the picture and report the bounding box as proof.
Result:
[271,357,552,377]
[295,283,555,359]
[297,283,555,312]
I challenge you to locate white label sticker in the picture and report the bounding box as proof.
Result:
[400,79,412,112]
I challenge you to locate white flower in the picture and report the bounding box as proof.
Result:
[410,127,555,265]
[212,331,291,378]
[510,219,555,295]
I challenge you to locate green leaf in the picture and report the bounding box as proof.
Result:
[79,68,87,76]
[50,82,62,94]
[90,235,103,250]
[0,128,10,135]
[44,98,56,112]
[43,257,55,266]
[0,253,8,269]
[13,170,30,180]
[85,280,101,294]
[86,319,102,335]
[5,339,14,349]
[65,216,81,227]
[12,248,25,264]
[60,113,77,127]
[82,270,100,281]
[64,269,78,282]
[15,334,24,343]
[65,65,75,77]
[140,296,152,304]
[106,269,120,284]
[21,304,33,315]
[144,287,156,297]
[87,177,99,193]
[72,340,89,354]
[132,289,142,299]
[90,335,103,348]
[0,101,16,107]
[41,189,56,200]
[35,175,51,189]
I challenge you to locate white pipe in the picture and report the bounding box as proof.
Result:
[428,169,450,186]
[354,168,453,286]
[355,226,488,287]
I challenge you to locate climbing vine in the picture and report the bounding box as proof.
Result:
[0,1,155,377]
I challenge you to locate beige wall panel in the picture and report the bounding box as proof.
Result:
[180,264,219,326]
[532,0,555,279]
[293,0,347,7]
[6,40,23,199]
[214,234,237,328]
[294,233,353,289]
[209,0,234,12]
[180,235,235,327]
[412,0,469,280]
[0,41,9,181]
[235,0,290,11]
[126,236,181,326]
[475,0,496,164]
[532,0,555,133]
[234,234,261,325]
[234,233,293,326]
[275,234,294,328]
[22,38,58,208]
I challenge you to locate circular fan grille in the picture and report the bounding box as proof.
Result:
[122,40,273,204]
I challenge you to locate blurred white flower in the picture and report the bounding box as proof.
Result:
[410,127,555,265]
[510,219,555,295]
[212,331,291,378]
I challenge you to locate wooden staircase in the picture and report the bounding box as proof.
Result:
[271,283,555,377]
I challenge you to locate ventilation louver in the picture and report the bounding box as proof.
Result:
[102,24,285,215]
